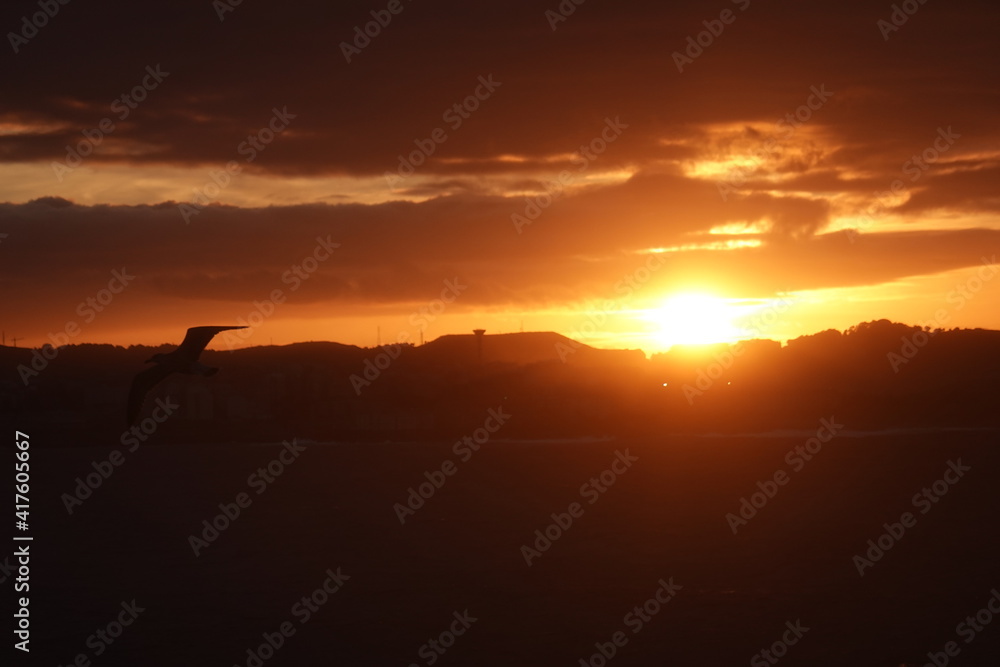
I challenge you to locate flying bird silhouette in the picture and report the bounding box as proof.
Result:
[127,326,246,425]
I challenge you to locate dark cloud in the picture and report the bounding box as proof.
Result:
[1,194,994,320]
[1,0,996,178]
[897,164,1000,214]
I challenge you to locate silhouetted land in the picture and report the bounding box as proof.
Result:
[9,320,1000,664]
[4,320,999,445]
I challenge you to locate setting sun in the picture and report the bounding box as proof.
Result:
[646,293,744,348]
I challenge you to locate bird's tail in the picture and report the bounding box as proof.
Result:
[194,362,219,377]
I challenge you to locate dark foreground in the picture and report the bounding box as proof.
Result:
[14,429,1000,666]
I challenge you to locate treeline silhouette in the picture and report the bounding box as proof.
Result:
[3,320,998,445]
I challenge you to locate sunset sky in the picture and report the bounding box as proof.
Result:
[2,0,999,354]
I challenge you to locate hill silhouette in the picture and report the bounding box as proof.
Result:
[3,320,999,445]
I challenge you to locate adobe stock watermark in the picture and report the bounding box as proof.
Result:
[349,276,467,394]
[682,295,794,403]
[557,253,667,362]
[340,0,413,63]
[922,588,1000,667]
[846,126,959,242]
[393,406,510,523]
[520,449,638,566]
[671,0,751,73]
[213,0,245,21]
[187,439,307,556]
[716,84,833,201]
[51,65,170,182]
[877,0,931,41]
[12,546,29,652]
[17,267,136,385]
[726,417,843,534]
[545,0,587,31]
[408,277,468,333]
[750,620,810,667]
[7,0,71,53]
[511,116,628,234]
[221,235,341,349]
[887,255,998,372]
[53,600,145,665]
[577,578,682,667]
[0,553,16,585]
[178,106,296,223]
[407,610,478,667]
[232,568,349,667]
[61,396,179,515]
[385,74,502,188]
[852,458,971,576]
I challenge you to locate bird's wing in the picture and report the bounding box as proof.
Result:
[177,326,247,359]
[127,364,173,425]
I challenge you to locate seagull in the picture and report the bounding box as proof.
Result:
[127,326,246,425]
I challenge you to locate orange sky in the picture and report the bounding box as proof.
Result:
[2,0,999,355]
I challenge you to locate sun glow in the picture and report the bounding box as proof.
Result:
[646,293,744,348]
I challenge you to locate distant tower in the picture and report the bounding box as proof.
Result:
[473,329,486,364]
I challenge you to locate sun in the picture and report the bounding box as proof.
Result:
[646,293,743,348]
